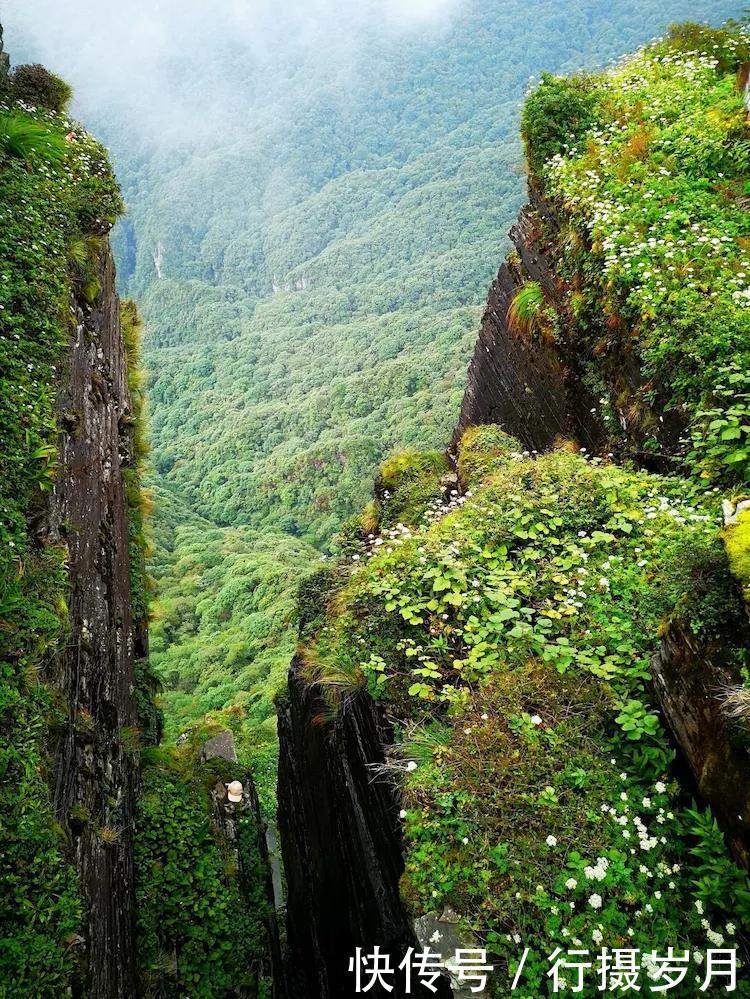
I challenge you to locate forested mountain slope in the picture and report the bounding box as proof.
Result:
[6,0,743,779]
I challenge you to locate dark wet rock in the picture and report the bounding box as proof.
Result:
[652,621,750,870]
[453,185,605,455]
[47,244,141,998]
[0,24,9,78]
[277,664,451,998]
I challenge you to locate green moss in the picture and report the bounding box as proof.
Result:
[297,563,342,640]
[725,507,750,600]
[120,300,153,626]
[456,425,519,489]
[134,659,164,748]
[375,449,450,530]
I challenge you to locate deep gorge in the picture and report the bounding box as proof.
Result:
[2,6,750,998]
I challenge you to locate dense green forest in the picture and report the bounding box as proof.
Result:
[7,0,743,785]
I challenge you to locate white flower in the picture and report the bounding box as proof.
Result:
[481,713,488,720]
[462,837,469,845]
[430,930,442,943]
[565,878,577,890]
[727,923,736,936]
[531,715,542,726]
[655,781,666,794]
[399,809,407,819]
[406,761,417,772]
[546,836,558,847]
[588,894,603,910]
[707,930,724,947]
[592,929,603,944]
[642,797,651,808]
[695,900,704,915]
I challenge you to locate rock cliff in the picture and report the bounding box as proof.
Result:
[277,664,451,998]
[0,24,9,78]
[453,183,605,455]
[48,244,142,997]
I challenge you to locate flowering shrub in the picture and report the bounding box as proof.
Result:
[309,431,750,994]
[523,23,750,485]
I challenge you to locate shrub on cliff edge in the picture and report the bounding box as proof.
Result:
[8,64,72,112]
[521,73,600,178]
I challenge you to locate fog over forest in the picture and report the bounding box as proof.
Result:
[4,0,464,144]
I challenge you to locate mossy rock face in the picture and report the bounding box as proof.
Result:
[725,506,750,602]
[0,77,126,996]
[456,425,520,489]
[134,749,272,997]
[296,563,341,639]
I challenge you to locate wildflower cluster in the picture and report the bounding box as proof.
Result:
[525,23,750,484]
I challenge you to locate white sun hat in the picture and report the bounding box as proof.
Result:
[226,780,243,803]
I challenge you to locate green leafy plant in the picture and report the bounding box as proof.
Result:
[305,428,750,994]
[0,111,67,164]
